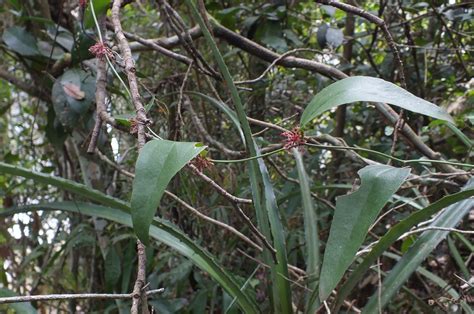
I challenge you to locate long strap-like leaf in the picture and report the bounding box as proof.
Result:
[363,179,474,313]
[184,2,292,312]
[0,163,259,313]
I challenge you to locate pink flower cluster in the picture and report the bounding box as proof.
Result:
[190,155,214,172]
[79,0,88,9]
[281,127,306,151]
[88,41,114,60]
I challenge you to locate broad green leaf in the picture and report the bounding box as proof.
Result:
[130,139,205,244]
[0,288,36,314]
[293,149,320,313]
[2,26,40,56]
[300,76,454,127]
[0,202,259,314]
[52,69,96,129]
[37,40,65,60]
[83,0,110,29]
[363,179,474,313]
[319,165,410,301]
[334,187,474,311]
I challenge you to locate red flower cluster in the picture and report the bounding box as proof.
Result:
[88,41,114,60]
[190,155,214,172]
[281,127,306,151]
[79,0,88,9]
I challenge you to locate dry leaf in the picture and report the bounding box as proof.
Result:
[63,83,85,100]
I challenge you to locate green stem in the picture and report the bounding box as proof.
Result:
[89,0,103,42]
[305,143,474,169]
[211,148,286,163]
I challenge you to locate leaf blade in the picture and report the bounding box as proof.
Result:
[0,202,260,314]
[293,149,320,312]
[319,165,410,301]
[334,187,474,311]
[300,76,453,127]
[363,178,474,313]
[130,139,205,244]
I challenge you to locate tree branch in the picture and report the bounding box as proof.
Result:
[0,67,51,102]
[0,289,164,305]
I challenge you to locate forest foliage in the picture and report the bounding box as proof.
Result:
[0,0,472,313]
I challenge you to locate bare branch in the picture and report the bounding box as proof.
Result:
[0,67,50,102]
[399,227,474,239]
[0,289,164,305]
[111,1,151,312]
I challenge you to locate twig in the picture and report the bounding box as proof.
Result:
[399,227,474,239]
[164,190,263,252]
[184,97,241,156]
[316,0,406,87]
[187,164,252,204]
[0,289,164,304]
[111,1,150,312]
[111,0,149,149]
[174,62,194,139]
[237,248,306,278]
[324,300,332,314]
[158,0,220,79]
[0,67,50,102]
[185,166,276,254]
[235,48,323,85]
[87,17,108,154]
[267,158,336,210]
[119,28,193,66]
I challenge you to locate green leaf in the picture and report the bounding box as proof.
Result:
[293,149,320,312]
[300,76,454,127]
[0,161,129,210]
[186,2,292,312]
[83,0,110,29]
[2,26,40,56]
[0,202,259,314]
[130,140,206,244]
[363,178,474,313]
[52,69,96,129]
[120,240,135,293]
[319,165,410,301]
[105,246,121,292]
[0,288,36,314]
[37,40,65,60]
[334,187,474,311]
[257,156,293,313]
[114,113,134,127]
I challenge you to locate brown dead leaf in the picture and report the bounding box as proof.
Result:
[63,83,85,100]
